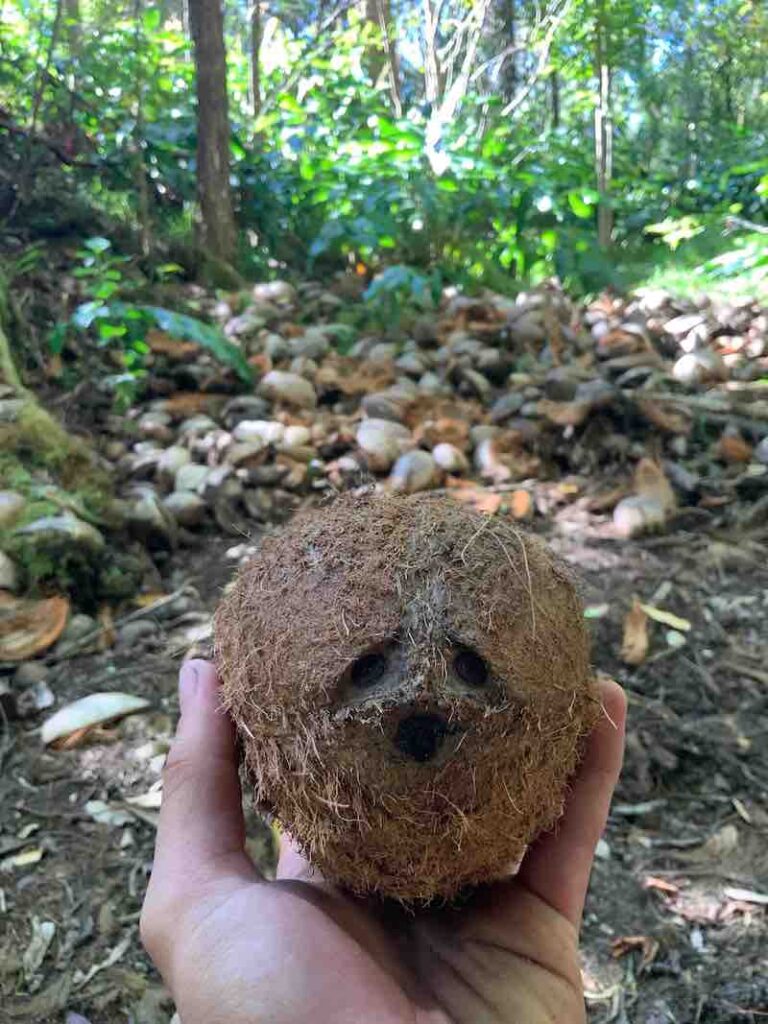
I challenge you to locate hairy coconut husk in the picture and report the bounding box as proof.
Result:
[214,492,599,903]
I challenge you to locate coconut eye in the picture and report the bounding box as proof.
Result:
[453,649,488,687]
[351,652,388,689]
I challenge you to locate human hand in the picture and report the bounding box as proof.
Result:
[141,660,626,1024]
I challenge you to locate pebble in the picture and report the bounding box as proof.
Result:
[264,333,291,361]
[432,442,469,474]
[225,440,267,466]
[357,419,412,472]
[221,396,271,428]
[367,342,399,362]
[0,490,25,528]
[162,491,207,527]
[138,411,173,443]
[489,392,524,423]
[260,370,317,409]
[13,662,50,688]
[389,450,438,493]
[157,446,191,488]
[126,490,177,546]
[118,619,160,647]
[362,390,409,423]
[174,463,210,494]
[290,327,330,360]
[178,415,218,437]
[0,551,18,591]
[233,420,285,445]
[755,436,768,466]
[18,513,105,551]
[281,425,312,450]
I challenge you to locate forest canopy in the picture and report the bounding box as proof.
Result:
[1,0,767,297]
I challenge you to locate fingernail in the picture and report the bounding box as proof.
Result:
[179,661,200,712]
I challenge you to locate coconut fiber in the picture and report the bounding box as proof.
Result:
[214,492,599,902]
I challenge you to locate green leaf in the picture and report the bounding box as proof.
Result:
[132,305,253,383]
[567,192,594,218]
[72,301,109,329]
[84,237,112,254]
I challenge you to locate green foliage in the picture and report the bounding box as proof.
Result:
[50,239,252,407]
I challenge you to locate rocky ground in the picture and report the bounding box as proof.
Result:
[1,278,767,1023]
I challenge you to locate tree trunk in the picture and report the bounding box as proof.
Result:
[250,0,262,118]
[550,69,560,129]
[363,0,402,115]
[63,0,80,61]
[594,0,613,248]
[188,0,236,263]
[497,0,517,102]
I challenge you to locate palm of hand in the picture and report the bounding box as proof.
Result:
[141,662,624,1024]
[166,870,582,1024]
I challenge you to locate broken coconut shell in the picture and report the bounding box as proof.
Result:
[214,492,599,902]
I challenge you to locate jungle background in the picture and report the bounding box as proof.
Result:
[0,0,767,1021]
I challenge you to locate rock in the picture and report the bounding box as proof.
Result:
[15,679,55,717]
[289,356,318,378]
[663,313,707,339]
[260,370,317,409]
[162,491,207,527]
[672,348,726,387]
[13,662,50,688]
[118,619,160,647]
[240,464,290,487]
[356,419,412,472]
[418,371,445,395]
[543,368,580,401]
[253,280,296,305]
[121,443,163,480]
[413,316,439,346]
[17,513,105,551]
[458,368,492,400]
[243,488,275,522]
[469,425,500,447]
[174,463,209,494]
[432,443,469,474]
[489,392,524,423]
[178,414,218,438]
[361,390,409,423]
[233,419,285,445]
[0,551,18,591]
[0,491,25,529]
[508,311,545,345]
[395,353,427,377]
[156,446,191,489]
[0,398,25,422]
[224,310,267,340]
[225,440,267,466]
[756,437,768,466]
[264,333,291,361]
[280,425,312,450]
[290,327,330,360]
[60,613,98,645]
[613,495,668,538]
[126,489,177,547]
[221,396,271,428]
[103,439,128,461]
[389,450,438,493]
[368,342,399,363]
[138,411,174,443]
[200,465,238,502]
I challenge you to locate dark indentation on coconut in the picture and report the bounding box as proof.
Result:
[395,713,449,762]
[453,647,488,687]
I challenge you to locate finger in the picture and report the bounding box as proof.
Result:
[516,677,627,927]
[151,660,257,891]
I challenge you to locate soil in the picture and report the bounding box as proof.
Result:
[1,511,766,1023]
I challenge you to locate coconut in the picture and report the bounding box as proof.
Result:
[214,492,598,903]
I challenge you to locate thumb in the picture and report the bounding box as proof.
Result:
[150,660,257,893]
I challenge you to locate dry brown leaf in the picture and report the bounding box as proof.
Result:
[508,489,533,520]
[587,484,630,513]
[158,392,226,418]
[316,355,395,396]
[0,594,70,662]
[643,876,679,895]
[538,398,594,427]
[715,434,753,464]
[636,399,691,435]
[413,416,471,449]
[611,935,659,971]
[147,329,199,361]
[621,598,649,666]
[634,458,676,511]
[447,481,502,516]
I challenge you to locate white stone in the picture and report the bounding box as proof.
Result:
[432,442,469,474]
[259,370,317,409]
[389,450,437,494]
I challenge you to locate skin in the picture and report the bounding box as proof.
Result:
[141,660,626,1024]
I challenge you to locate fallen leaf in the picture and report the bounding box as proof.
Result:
[147,329,199,361]
[508,489,533,520]
[97,604,116,650]
[621,598,649,666]
[538,398,594,427]
[639,604,691,632]
[0,846,44,871]
[614,458,676,538]
[22,918,56,981]
[41,692,151,746]
[583,604,609,619]
[636,399,691,435]
[448,482,502,516]
[715,433,753,464]
[73,932,132,991]
[723,887,768,906]
[85,801,134,827]
[610,935,659,971]
[0,594,70,662]
[643,876,680,895]
[156,392,225,418]
[133,592,168,608]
